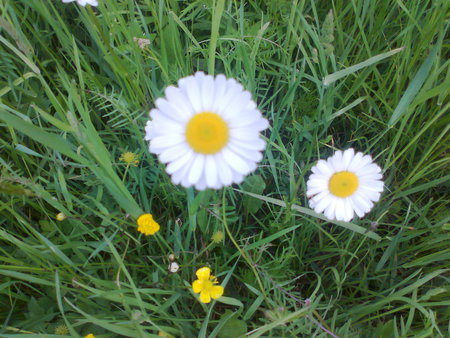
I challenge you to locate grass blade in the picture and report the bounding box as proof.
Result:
[323,47,404,85]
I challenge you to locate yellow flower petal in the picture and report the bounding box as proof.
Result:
[210,285,224,299]
[199,289,211,303]
[136,213,161,236]
[192,280,203,294]
[196,267,211,281]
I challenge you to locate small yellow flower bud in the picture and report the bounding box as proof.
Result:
[56,213,66,221]
[119,151,139,166]
[212,231,224,243]
[54,324,69,335]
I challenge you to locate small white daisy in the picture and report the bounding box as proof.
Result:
[62,0,98,7]
[306,148,384,222]
[145,72,269,190]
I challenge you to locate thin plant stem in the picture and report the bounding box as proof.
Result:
[122,163,130,182]
[221,190,272,309]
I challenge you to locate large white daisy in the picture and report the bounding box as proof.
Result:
[145,72,269,190]
[306,148,384,222]
[62,0,98,7]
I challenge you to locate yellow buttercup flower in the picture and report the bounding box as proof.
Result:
[192,267,224,303]
[119,151,139,167]
[84,334,95,338]
[137,213,160,236]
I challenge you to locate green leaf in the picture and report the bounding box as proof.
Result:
[388,44,439,126]
[0,109,88,164]
[375,319,396,338]
[242,175,266,215]
[217,310,247,338]
[323,47,404,85]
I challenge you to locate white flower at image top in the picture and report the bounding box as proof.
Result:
[307,148,384,222]
[145,72,269,190]
[62,0,98,7]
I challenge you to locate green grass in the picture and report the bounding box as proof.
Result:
[0,0,449,336]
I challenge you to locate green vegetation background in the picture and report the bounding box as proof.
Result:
[0,0,448,336]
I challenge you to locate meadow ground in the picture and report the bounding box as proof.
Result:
[0,0,449,337]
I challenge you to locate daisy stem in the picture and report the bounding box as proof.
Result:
[221,190,272,309]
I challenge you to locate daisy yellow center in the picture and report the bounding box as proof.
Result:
[185,112,229,154]
[329,171,359,198]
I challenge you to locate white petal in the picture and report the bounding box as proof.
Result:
[307,185,327,196]
[358,164,382,177]
[150,134,185,154]
[222,91,252,119]
[312,191,332,213]
[222,148,251,175]
[324,198,337,220]
[347,152,364,172]
[195,176,208,191]
[231,170,244,184]
[164,86,194,120]
[342,148,355,170]
[210,74,228,112]
[228,110,261,128]
[229,138,266,151]
[307,178,328,188]
[360,181,384,193]
[200,74,215,111]
[155,97,190,122]
[247,117,270,131]
[205,156,219,188]
[353,194,373,213]
[179,76,203,112]
[349,197,365,218]
[360,173,383,181]
[314,160,333,177]
[357,188,381,202]
[166,150,194,174]
[343,198,354,222]
[171,156,194,185]
[144,121,155,140]
[151,114,184,134]
[229,127,260,141]
[330,150,344,172]
[216,80,244,115]
[335,199,346,221]
[188,154,205,185]
[215,153,233,186]
[350,154,373,172]
[159,143,189,163]
[227,143,262,162]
